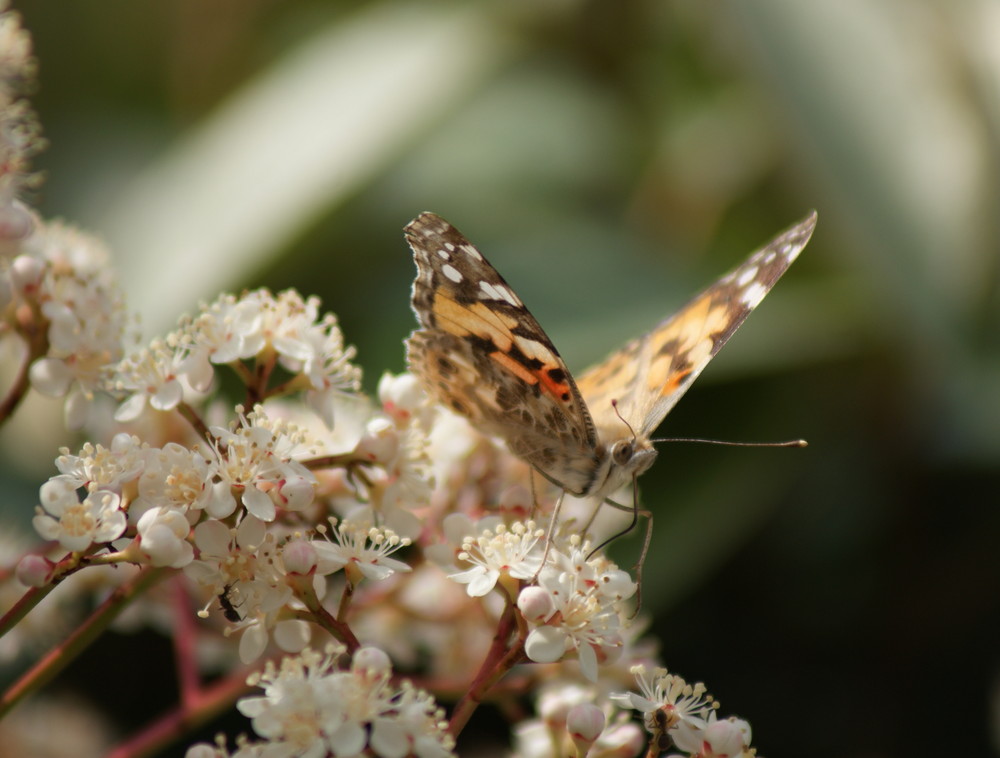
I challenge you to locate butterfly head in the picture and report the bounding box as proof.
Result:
[588,435,658,500]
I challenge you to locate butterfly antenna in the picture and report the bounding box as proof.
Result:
[650,437,808,448]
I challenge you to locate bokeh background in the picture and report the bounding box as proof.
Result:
[2,1,999,756]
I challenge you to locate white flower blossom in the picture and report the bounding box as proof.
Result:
[520,539,636,682]
[180,291,267,378]
[672,714,752,757]
[107,338,187,422]
[33,480,126,551]
[448,521,544,598]
[53,432,145,493]
[19,222,130,427]
[131,442,218,519]
[311,509,412,583]
[233,646,455,758]
[135,506,194,567]
[208,407,317,522]
[184,515,304,662]
[611,664,718,738]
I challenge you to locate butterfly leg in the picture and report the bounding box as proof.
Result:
[531,487,566,584]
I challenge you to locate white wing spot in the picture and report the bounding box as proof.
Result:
[737,266,759,287]
[740,281,767,308]
[436,248,451,261]
[442,264,463,283]
[461,244,483,262]
[762,251,777,265]
[479,280,520,305]
[444,242,456,252]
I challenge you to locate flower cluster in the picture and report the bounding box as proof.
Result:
[109,288,361,425]
[0,8,769,753]
[613,665,757,757]
[0,0,39,245]
[187,645,455,758]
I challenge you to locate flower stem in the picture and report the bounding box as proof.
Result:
[288,574,360,653]
[0,339,32,426]
[448,600,527,737]
[176,401,212,445]
[107,666,254,758]
[0,566,167,719]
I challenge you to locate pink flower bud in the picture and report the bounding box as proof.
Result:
[567,703,605,744]
[9,255,45,294]
[517,586,555,623]
[16,554,53,587]
[282,539,318,575]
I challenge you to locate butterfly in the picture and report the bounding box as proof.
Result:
[405,211,816,507]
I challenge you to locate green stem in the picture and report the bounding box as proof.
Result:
[0,566,168,719]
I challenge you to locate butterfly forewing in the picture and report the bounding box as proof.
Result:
[406,212,603,496]
[576,211,818,441]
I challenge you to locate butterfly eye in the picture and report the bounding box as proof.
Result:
[611,440,634,465]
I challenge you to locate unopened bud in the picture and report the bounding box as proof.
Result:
[16,554,53,587]
[282,539,318,575]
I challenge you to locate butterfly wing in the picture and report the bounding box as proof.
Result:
[405,212,603,495]
[577,211,818,441]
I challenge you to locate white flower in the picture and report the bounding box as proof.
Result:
[298,313,362,427]
[20,222,130,427]
[377,372,427,426]
[209,407,317,522]
[520,539,636,682]
[311,510,412,583]
[424,512,504,571]
[610,664,717,735]
[448,521,544,598]
[236,646,455,758]
[132,442,216,517]
[672,714,752,757]
[54,432,145,493]
[183,291,267,368]
[108,339,187,422]
[184,516,300,662]
[33,479,126,551]
[136,506,194,567]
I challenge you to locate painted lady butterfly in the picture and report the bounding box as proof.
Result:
[406,211,817,504]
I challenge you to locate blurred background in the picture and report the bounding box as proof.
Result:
[2,0,999,756]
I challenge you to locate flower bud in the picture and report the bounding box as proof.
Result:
[353,646,392,678]
[282,539,318,575]
[567,703,605,746]
[517,586,555,623]
[354,417,399,463]
[9,254,44,294]
[16,554,53,587]
[277,473,315,511]
[378,372,424,423]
